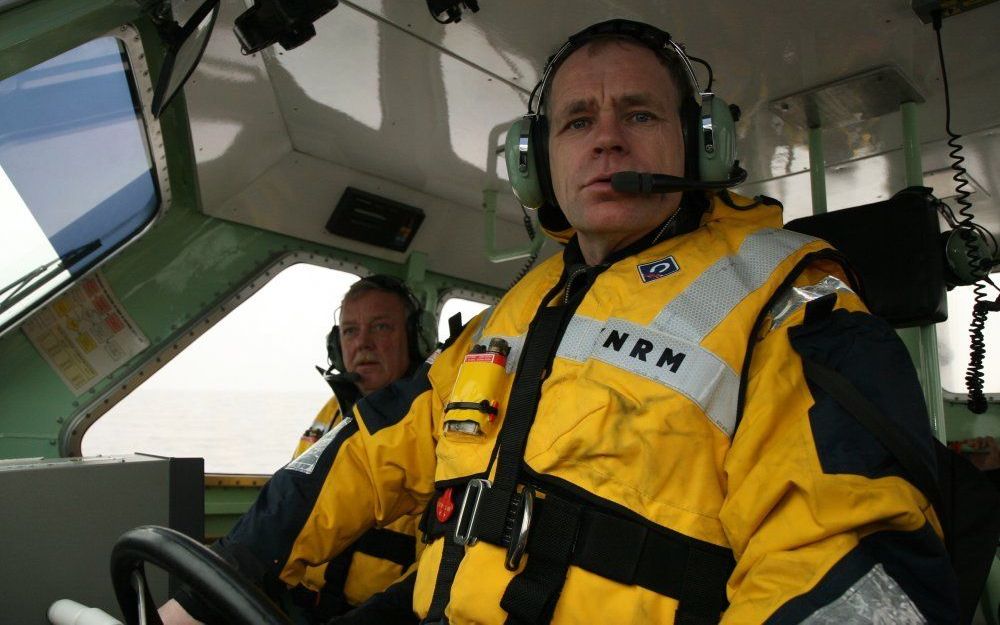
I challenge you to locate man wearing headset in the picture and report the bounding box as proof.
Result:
[164,19,959,625]
[161,275,430,624]
[294,275,421,457]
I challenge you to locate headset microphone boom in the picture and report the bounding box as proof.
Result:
[610,169,748,195]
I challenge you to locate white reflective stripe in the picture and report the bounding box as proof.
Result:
[653,228,819,343]
[285,416,354,475]
[558,315,603,362]
[487,228,818,437]
[804,563,926,624]
[768,275,854,331]
[470,306,496,344]
[557,315,740,436]
[466,307,525,374]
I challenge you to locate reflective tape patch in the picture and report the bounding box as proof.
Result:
[805,563,926,624]
[470,306,496,345]
[285,416,354,475]
[654,228,818,343]
[558,315,739,436]
[767,275,853,331]
[490,227,817,437]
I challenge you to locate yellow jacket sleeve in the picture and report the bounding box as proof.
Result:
[720,266,954,623]
[278,312,486,587]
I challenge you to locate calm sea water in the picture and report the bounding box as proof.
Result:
[84,387,332,475]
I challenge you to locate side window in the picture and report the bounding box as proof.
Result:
[438,296,492,342]
[83,264,359,474]
[938,284,999,394]
[1,36,162,334]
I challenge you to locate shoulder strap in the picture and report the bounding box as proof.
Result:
[423,296,573,624]
[796,356,945,514]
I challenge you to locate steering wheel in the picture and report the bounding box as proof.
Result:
[110,525,291,625]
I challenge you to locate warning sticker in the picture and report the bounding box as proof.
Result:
[22,272,149,395]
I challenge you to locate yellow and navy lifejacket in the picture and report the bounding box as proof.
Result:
[292,397,422,617]
[405,192,953,624]
[185,192,957,625]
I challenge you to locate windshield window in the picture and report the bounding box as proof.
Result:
[83,264,359,474]
[0,37,158,333]
[438,296,492,341]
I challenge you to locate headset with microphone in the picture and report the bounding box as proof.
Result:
[504,19,747,235]
[610,170,747,194]
[321,275,436,384]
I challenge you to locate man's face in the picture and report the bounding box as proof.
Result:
[339,289,411,395]
[547,40,685,261]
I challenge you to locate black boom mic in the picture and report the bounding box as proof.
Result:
[316,365,362,384]
[611,167,748,194]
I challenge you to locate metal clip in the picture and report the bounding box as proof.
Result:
[504,486,534,571]
[453,478,491,546]
[701,92,716,154]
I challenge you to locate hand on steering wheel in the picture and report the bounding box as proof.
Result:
[110,525,291,625]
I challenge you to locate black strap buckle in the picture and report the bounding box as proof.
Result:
[505,486,535,571]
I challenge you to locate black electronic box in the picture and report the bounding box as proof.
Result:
[325,187,424,252]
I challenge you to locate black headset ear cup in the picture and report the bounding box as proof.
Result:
[395,282,435,364]
[327,324,346,373]
[532,114,554,205]
[680,96,701,181]
[412,310,438,362]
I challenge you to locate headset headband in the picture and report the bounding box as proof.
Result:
[340,274,421,320]
[529,19,703,116]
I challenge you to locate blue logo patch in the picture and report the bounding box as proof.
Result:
[637,256,681,283]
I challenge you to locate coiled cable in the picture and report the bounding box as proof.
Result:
[933,11,1000,413]
[508,204,539,289]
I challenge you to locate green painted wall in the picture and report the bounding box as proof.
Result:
[0,0,500,461]
[944,399,1000,441]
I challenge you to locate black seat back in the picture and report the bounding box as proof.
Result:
[784,187,946,328]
